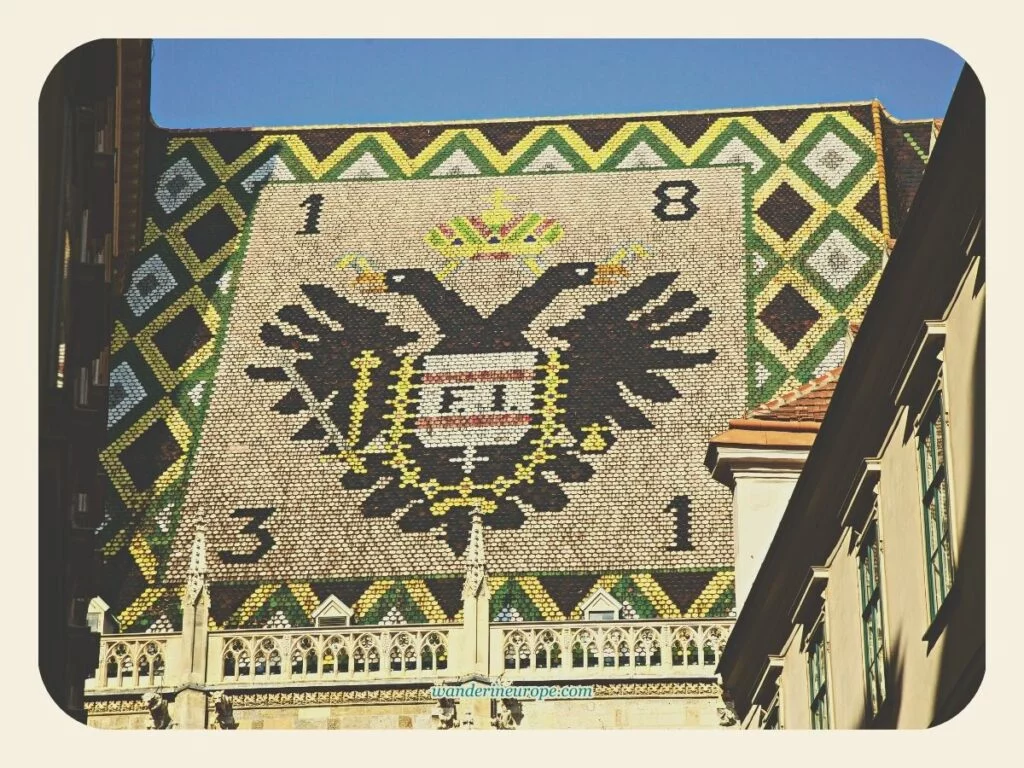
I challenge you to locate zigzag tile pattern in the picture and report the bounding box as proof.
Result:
[100,104,932,631]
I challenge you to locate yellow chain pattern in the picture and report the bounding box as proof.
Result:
[381,350,568,517]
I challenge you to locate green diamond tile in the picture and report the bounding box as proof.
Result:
[794,212,882,310]
[789,114,875,205]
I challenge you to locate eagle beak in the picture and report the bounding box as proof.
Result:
[592,263,629,286]
[356,271,388,293]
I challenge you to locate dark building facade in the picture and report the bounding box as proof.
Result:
[39,39,152,722]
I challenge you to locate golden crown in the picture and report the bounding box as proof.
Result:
[424,189,564,277]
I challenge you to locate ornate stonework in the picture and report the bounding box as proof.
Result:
[592,681,722,698]
[222,687,436,709]
[86,697,152,715]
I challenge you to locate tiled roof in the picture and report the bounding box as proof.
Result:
[100,96,932,630]
[744,366,843,423]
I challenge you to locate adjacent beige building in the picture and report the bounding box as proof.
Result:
[716,66,984,729]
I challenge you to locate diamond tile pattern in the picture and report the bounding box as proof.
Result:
[152,305,214,370]
[757,182,814,240]
[155,157,205,215]
[107,362,147,427]
[805,230,871,293]
[759,283,821,350]
[801,131,862,190]
[126,254,177,318]
[119,419,184,492]
[184,205,239,262]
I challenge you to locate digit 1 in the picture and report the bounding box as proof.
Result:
[297,193,324,234]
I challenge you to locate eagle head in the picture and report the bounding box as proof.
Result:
[537,261,601,287]
[358,268,438,295]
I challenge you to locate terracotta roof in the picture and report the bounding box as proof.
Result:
[706,367,843,455]
[743,366,842,423]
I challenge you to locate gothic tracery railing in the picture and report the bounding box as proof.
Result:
[215,626,450,685]
[86,619,733,691]
[498,620,731,679]
[88,634,170,690]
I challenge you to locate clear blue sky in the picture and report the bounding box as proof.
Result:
[151,39,964,129]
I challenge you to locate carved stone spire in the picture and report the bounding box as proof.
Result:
[184,509,209,607]
[178,509,212,711]
[461,510,488,600]
[457,510,491,681]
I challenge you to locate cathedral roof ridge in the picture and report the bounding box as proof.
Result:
[153,100,893,135]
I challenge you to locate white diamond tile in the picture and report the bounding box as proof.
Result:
[802,131,861,190]
[155,157,205,215]
[126,254,177,318]
[806,229,869,293]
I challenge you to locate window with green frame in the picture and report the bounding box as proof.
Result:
[918,391,954,621]
[858,521,887,718]
[807,622,830,729]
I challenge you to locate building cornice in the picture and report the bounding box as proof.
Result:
[839,458,882,531]
[893,321,947,407]
[790,566,829,630]
[750,656,785,710]
[706,441,811,488]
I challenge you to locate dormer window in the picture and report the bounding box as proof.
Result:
[311,595,354,628]
[579,588,623,622]
[87,596,118,634]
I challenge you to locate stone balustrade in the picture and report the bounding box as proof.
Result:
[495,620,731,680]
[87,633,174,691]
[208,625,451,686]
[85,619,731,692]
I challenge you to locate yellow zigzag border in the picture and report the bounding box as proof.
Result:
[172,112,875,181]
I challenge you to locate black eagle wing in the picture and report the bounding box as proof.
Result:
[548,272,717,438]
[247,283,417,473]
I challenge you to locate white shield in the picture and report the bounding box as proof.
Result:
[414,351,538,448]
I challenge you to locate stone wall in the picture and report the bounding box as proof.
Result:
[86,683,723,730]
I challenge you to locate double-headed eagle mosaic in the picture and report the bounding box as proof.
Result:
[247,190,717,553]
